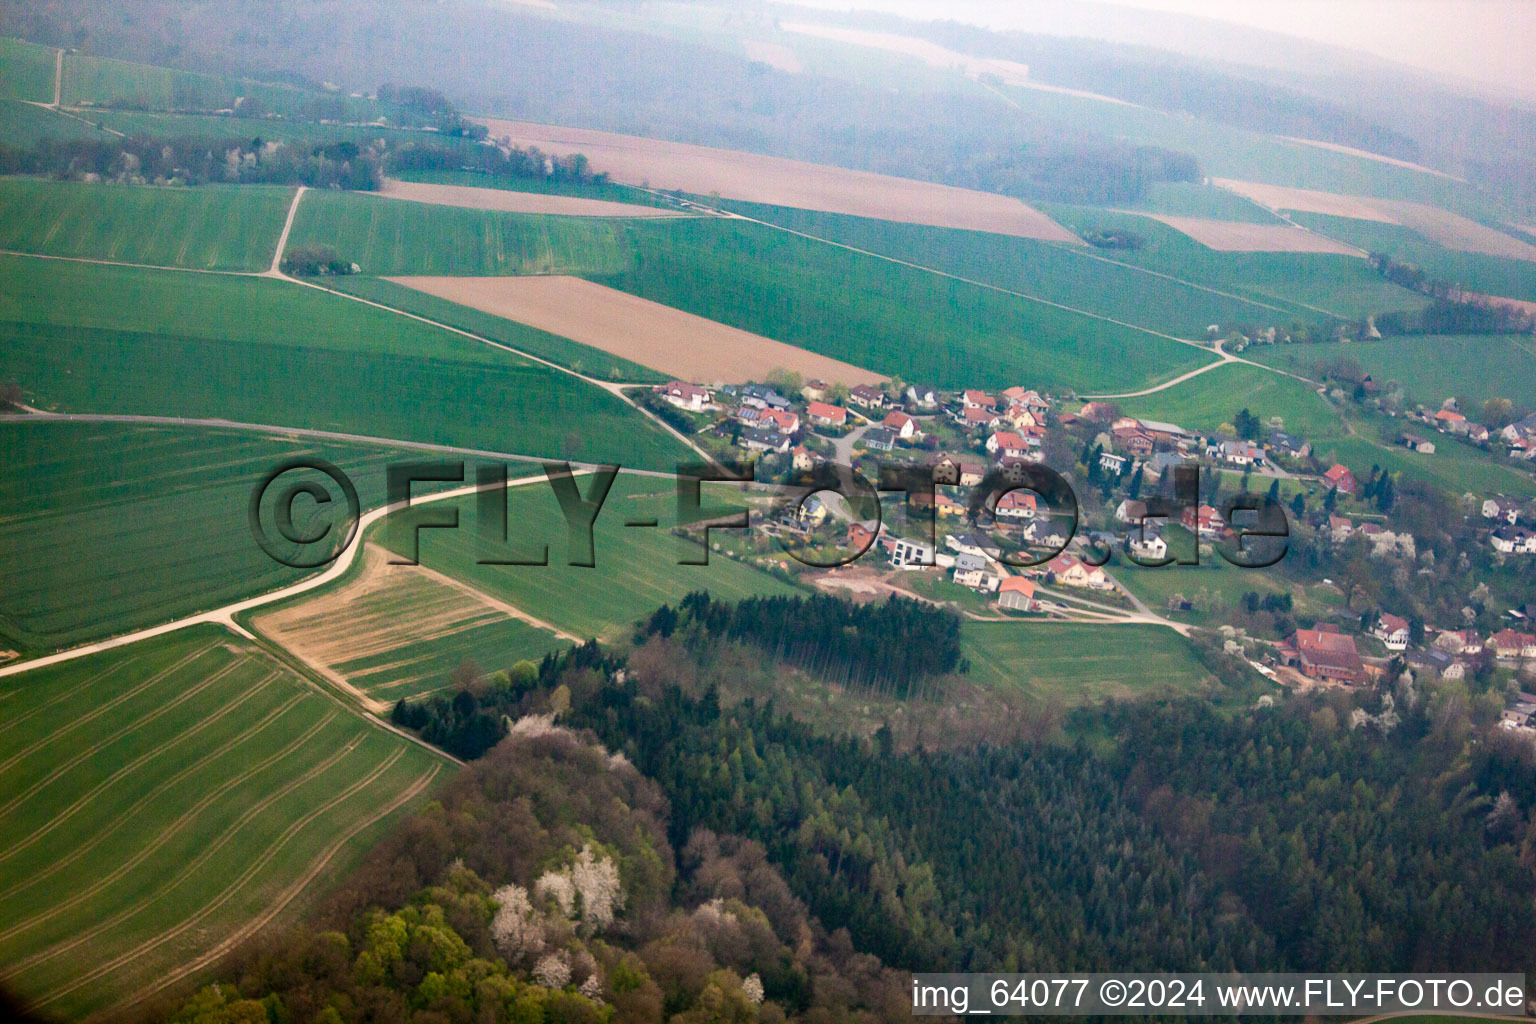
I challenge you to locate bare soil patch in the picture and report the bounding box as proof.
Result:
[378,178,680,218]
[742,40,802,73]
[387,274,885,386]
[1133,213,1365,255]
[472,117,1082,242]
[1213,178,1536,261]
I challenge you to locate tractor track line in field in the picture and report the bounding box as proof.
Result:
[0,657,247,819]
[113,762,443,1014]
[0,691,310,902]
[0,711,343,953]
[0,657,139,739]
[0,640,217,774]
[35,746,409,1007]
[0,671,275,865]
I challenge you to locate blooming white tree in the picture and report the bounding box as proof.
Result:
[579,974,605,1003]
[570,844,625,930]
[742,973,765,1006]
[534,871,577,918]
[533,952,572,990]
[490,884,542,959]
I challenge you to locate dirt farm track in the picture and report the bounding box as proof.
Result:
[472,117,1084,243]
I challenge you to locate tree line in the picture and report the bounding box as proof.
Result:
[0,134,383,189]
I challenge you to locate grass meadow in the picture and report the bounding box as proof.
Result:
[0,100,104,145]
[0,37,57,103]
[0,256,689,470]
[1250,334,1536,411]
[1038,204,1433,321]
[378,473,802,642]
[715,198,1311,337]
[0,626,444,1018]
[0,178,292,271]
[960,621,1216,702]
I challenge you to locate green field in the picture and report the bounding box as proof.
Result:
[1124,181,1284,222]
[0,179,292,271]
[323,275,667,383]
[1250,334,1536,410]
[287,189,634,276]
[290,192,1211,392]
[0,421,438,655]
[60,51,379,122]
[0,256,689,470]
[716,199,1318,337]
[1118,361,1341,439]
[1286,210,1536,302]
[392,167,676,208]
[1038,203,1431,320]
[379,473,802,642]
[0,99,106,145]
[961,621,1216,702]
[0,37,57,103]
[0,627,444,1018]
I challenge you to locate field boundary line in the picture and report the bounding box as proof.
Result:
[34,746,408,1007]
[0,640,218,773]
[0,709,342,953]
[0,656,246,819]
[0,691,309,900]
[0,248,252,275]
[0,671,275,865]
[264,186,305,276]
[114,761,443,1013]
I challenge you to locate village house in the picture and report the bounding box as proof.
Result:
[1144,451,1190,483]
[1483,497,1521,524]
[1328,515,1355,543]
[1374,613,1412,651]
[961,390,996,411]
[882,410,919,440]
[905,383,939,409]
[739,384,790,411]
[848,384,886,410]
[1433,408,1467,433]
[1127,524,1168,562]
[657,381,712,412]
[932,454,985,487]
[1099,451,1129,476]
[846,520,880,552]
[1491,629,1536,661]
[1400,433,1436,454]
[996,576,1038,612]
[1043,553,1111,590]
[955,406,1002,431]
[1434,629,1483,655]
[800,379,829,401]
[790,445,820,473]
[952,552,1001,592]
[1501,694,1536,730]
[806,401,847,428]
[994,490,1038,521]
[741,407,798,434]
[1282,625,1366,684]
[946,531,1000,560]
[885,535,935,569]
[1322,464,1359,496]
[862,427,896,453]
[1025,519,1069,549]
[1267,431,1311,459]
[739,425,790,454]
[1491,525,1536,554]
[1217,439,1266,467]
[1181,504,1226,539]
[987,430,1032,460]
[1116,499,1149,524]
[934,491,967,518]
[1112,425,1155,458]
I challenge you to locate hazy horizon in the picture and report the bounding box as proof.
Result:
[788,0,1536,100]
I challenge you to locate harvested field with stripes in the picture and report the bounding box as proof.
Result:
[251,543,572,707]
[0,627,444,1018]
[473,117,1083,242]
